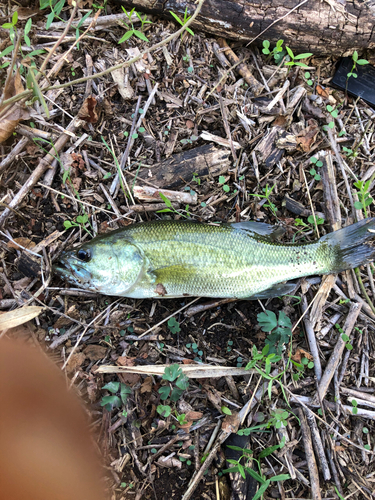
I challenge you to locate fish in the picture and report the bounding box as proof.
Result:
[55,218,375,299]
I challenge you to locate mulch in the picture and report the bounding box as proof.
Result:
[0,1,375,499]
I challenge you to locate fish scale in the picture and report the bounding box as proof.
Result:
[55,218,375,299]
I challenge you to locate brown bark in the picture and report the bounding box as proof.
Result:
[119,0,375,55]
[137,143,231,189]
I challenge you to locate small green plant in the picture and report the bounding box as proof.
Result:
[257,310,292,354]
[262,39,285,63]
[308,214,324,226]
[339,298,350,305]
[342,146,358,159]
[75,10,93,49]
[158,364,189,402]
[43,0,65,30]
[118,7,151,43]
[192,172,201,185]
[250,184,278,217]
[322,105,339,131]
[284,47,313,69]
[222,442,290,499]
[186,342,203,362]
[157,404,172,417]
[335,323,353,351]
[218,175,230,193]
[63,213,92,236]
[157,193,191,219]
[180,134,198,145]
[309,156,323,180]
[353,179,373,216]
[302,356,314,370]
[268,409,290,429]
[304,71,313,86]
[347,51,369,80]
[175,411,188,425]
[100,381,131,412]
[170,7,195,39]
[351,398,358,415]
[167,316,181,334]
[120,482,134,489]
[221,406,232,416]
[227,340,233,352]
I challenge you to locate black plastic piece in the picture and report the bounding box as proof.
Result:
[332,57,375,107]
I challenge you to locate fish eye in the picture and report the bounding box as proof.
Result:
[77,249,91,262]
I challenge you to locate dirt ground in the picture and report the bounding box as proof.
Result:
[0,1,375,499]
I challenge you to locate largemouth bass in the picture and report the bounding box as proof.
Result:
[55,219,375,299]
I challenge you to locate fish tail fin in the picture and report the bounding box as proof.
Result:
[321,218,375,272]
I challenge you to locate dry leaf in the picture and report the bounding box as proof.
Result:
[77,96,98,123]
[292,347,313,363]
[221,411,240,433]
[13,277,32,291]
[7,237,36,250]
[0,105,30,143]
[185,410,203,421]
[186,119,195,129]
[0,306,43,331]
[0,70,30,143]
[86,374,99,402]
[84,344,107,362]
[66,352,86,374]
[296,121,319,153]
[140,376,153,393]
[273,115,288,127]
[117,356,140,385]
[316,85,330,98]
[54,305,79,329]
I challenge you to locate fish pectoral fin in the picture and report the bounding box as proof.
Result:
[230,221,285,241]
[244,282,297,300]
[150,264,195,283]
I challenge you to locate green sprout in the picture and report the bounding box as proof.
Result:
[118,7,151,44]
[262,39,285,63]
[304,71,313,86]
[284,46,313,70]
[169,7,195,39]
[309,156,323,181]
[347,51,369,80]
[353,179,373,216]
[250,184,278,218]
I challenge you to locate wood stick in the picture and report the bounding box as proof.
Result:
[301,296,322,382]
[304,409,331,481]
[133,185,197,204]
[317,302,362,401]
[297,408,322,500]
[0,116,83,226]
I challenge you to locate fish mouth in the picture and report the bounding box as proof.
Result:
[54,256,92,285]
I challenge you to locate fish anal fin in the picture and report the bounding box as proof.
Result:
[245,282,297,300]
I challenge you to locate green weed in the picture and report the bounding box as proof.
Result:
[170,7,195,39]
[257,310,292,355]
[353,179,373,216]
[347,51,369,80]
[262,39,312,70]
[158,364,189,404]
[309,156,323,181]
[118,7,151,44]
[250,184,278,217]
[100,381,131,413]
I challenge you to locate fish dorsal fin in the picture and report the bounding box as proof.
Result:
[231,221,285,241]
